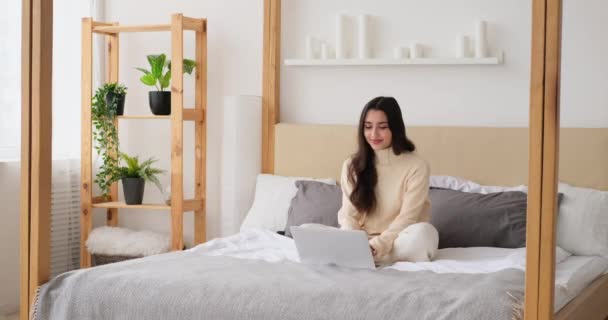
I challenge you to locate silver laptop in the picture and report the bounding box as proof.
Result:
[290,226,375,269]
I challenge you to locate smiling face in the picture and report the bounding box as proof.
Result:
[364,109,392,151]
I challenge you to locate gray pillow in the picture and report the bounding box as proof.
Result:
[284,180,342,237]
[429,188,563,249]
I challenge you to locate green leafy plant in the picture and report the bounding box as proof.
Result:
[136,54,196,91]
[104,82,128,115]
[92,83,121,199]
[106,82,127,95]
[115,152,165,193]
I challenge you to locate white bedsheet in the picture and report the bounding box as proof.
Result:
[190,229,608,312]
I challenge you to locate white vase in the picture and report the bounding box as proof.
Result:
[163,185,171,205]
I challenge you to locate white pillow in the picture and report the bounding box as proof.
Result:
[556,182,608,259]
[505,246,571,268]
[430,175,528,194]
[240,174,336,232]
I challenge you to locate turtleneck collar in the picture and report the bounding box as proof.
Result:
[374,147,397,165]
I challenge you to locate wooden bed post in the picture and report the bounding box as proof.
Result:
[20,0,53,318]
[106,24,120,227]
[262,0,281,173]
[80,17,93,268]
[170,13,185,251]
[526,0,562,319]
[194,18,208,244]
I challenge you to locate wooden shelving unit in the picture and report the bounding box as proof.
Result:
[80,14,207,268]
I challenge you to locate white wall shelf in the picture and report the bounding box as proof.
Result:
[284,52,503,66]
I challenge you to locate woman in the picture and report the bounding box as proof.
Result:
[338,96,439,264]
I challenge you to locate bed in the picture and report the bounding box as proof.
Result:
[33,124,608,320]
[274,123,608,320]
[33,229,607,319]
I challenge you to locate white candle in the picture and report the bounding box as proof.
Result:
[410,42,422,59]
[475,20,488,58]
[358,14,370,59]
[320,42,329,60]
[393,47,410,60]
[456,35,469,58]
[306,35,315,59]
[336,14,347,59]
[393,47,403,59]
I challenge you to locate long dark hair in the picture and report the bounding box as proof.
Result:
[348,97,416,215]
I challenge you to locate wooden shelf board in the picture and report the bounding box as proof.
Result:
[92,20,206,35]
[91,199,203,212]
[117,109,202,121]
[93,24,171,34]
[118,115,171,120]
[92,21,114,28]
[92,202,170,210]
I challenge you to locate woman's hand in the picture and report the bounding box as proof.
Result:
[369,236,391,259]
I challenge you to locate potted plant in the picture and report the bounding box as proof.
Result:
[114,152,164,205]
[136,54,196,115]
[104,82,128,116]
[92,84,121,199]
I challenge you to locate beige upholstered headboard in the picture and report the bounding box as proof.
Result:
[275,123,608,191]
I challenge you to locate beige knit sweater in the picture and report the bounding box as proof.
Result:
[337,148,431,258]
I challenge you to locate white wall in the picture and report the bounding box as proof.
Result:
[560,0,608,127]
[103,0,262,242]
[281,0,532,126]
[52,0,91,159]
[281,0,607,128]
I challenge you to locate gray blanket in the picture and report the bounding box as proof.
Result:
[34,251,524,320]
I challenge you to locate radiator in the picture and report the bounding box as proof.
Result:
[50,159,81,277]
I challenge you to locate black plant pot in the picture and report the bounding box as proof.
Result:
[122,177,145,205]
[105,92,126,116]
[149,91,171,115]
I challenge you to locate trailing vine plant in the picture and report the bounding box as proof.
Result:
[92,83,121,199]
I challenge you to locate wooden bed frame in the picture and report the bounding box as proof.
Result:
[19,0,606,319]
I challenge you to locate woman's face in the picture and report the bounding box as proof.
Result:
[364,109,392,150]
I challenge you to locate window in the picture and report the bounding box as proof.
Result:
[0,0,21,161]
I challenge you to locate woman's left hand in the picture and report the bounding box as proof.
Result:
[369,237,390,258]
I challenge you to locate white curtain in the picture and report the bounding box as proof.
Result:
[50,0,105,275]
[0,0,21,160]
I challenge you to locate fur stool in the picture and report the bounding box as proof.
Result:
[86,226,171,266]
